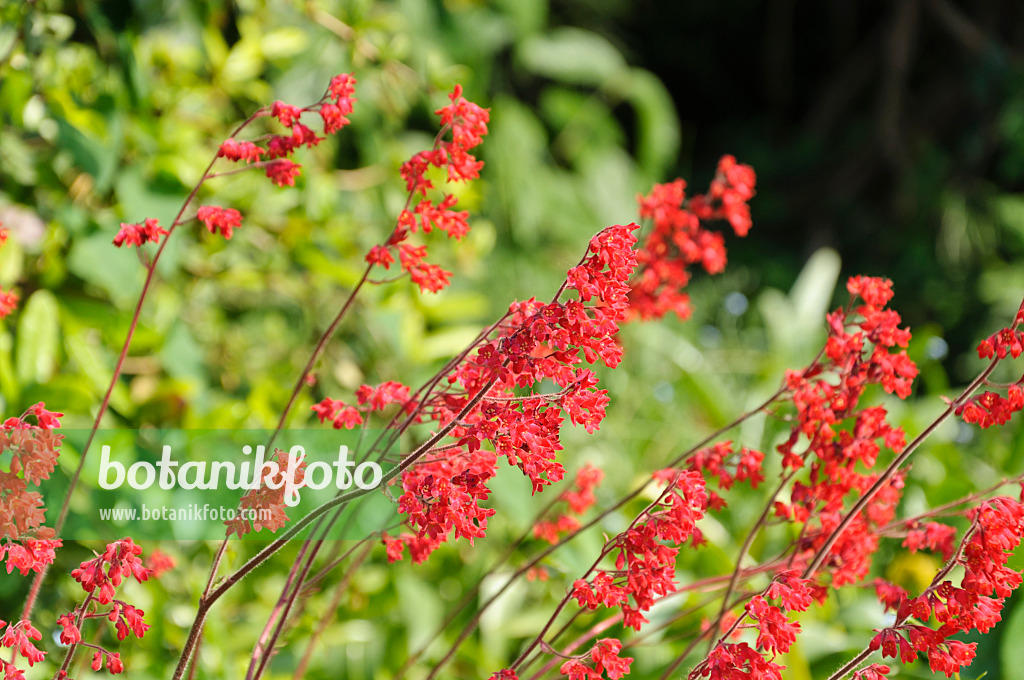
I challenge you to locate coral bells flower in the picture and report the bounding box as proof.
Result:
[29,402,62,430]
[0,290,16,319]
[2,539,62,576]
[311,398,364,429]
[71,537,152,605]
[853,664,891,680]
[196,205,242,239]
[113,218,168,248]
[265,159,302,187]
[106,652,125,674]
[590,638,633,679]
[0,620,45,667]
[271,100,304,127]
[366,245,394,269]
[217,138,264,163]
[56,612,81,645]
[147,549,175,577]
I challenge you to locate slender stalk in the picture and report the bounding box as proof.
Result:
[706,470,796,655]
[21,107,269,627]
[292,544,372,679]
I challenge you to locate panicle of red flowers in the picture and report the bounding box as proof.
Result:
[195,205,242,240]
[193,74,357,244]
[559,638,634,680]
[865,496,1024,678]
[115,75,356,252]
[571,469,708,631]
[533,463,603,544]
[770,276,917,587]
[695,642,783,680]
[311,380,414,431]
[957,311,1024,428]
[0,224,17,319]
[224,448,307,538]
[852,664,891,680]
[71,537,152,605]
[686,441,765,511]
[0,619,45,676]
[900,520,957,561]
[368,84,490,294]
[146,548,175,577]
[61,538,159,676]
[0,403,64,578]
[112,218,168,248]
[630,155,756,321]
[383,224,638,564]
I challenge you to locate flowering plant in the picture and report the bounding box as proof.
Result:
[0,69,1022,680]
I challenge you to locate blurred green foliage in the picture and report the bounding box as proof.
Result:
[1,1,1024,679]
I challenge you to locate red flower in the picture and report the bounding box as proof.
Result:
[265,159,302,187]
[366,245,394,268]
[196,205,242,239]
[217,139,264,163]
[113,218,168,248]
[28,403,62,430]
[311,398,364,429]
[270,101,304,127]
[0,290,16,319]
[106,652,125,674]
[56,613,80,645]
[591,638,633,679]
[70,537,152,605]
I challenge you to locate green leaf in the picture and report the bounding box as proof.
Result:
[15,290,60,384]
[517,28,627,86]
[1001,598,1024,680]
[624,68,681,179]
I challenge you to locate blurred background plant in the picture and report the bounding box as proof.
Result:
[2,0,1024,678]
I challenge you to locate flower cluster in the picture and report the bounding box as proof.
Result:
[571,469,708,631]
[311,380,413,430]
[112,218,168,248]
[0,403,64,576]
[957,387,1024,428]
[867,496,1024,677]
[533,464,604,544]
[0,620,45,677]
[383,224,639,563]
[559,638,634,680]
[629,155,756,320]
[71,537,152,605]
[368,84,490,294]
[121,73,358,251]
[956,320,1024,428]
[772,277,917,587]
[900,520,957,561]
[195,205,242,240]
[60,538,156,675]
[696,642,783,680]
[687,441,764,510]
